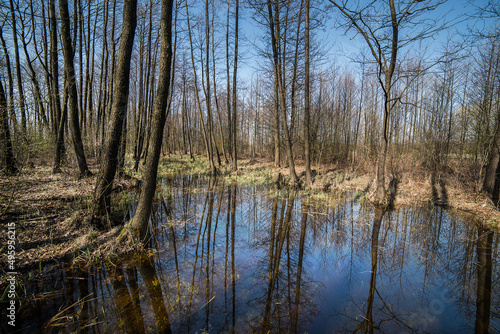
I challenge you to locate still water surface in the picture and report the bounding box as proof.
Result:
[6,176,500,333]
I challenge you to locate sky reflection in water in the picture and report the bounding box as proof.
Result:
[7,176,500,333]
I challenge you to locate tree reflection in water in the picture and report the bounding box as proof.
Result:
[5,176,500,333]
[475,228,494,334]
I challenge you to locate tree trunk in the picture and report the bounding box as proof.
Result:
[210,3,228,164]
[304,0,312,186]
[9,0,27,135]
[231,0,239,171]
[226,0,232,167]
[0,80,17,174]
[185,0,215,174]
[0,27,16,135]
[204,0,217,174]
[49,0,65,168]
[133,18,146,171]
[96,0,109,159]
[20,20,48,128]
[53,85,68,173]
[59,0,91,177]
[92,0,137,225]
[117,116,127,178]
[373,0,398,204]
[483,118,500,205]
[267,0,298,184]
[125,0,174,243]
[273,76,280,167]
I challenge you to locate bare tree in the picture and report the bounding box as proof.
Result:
[185,0,217,174]
[50,0,65,173]
[9,0,27,135]
[330,0,446,204]
[0,24,16,134]
[480,29,500,205]
[231,0,239,171]
[92,0,138,227]
[124,0,174,242]
[267,0,299,185]
[304,0,312,185]
[59,0,91,177]
[0,79,17,174]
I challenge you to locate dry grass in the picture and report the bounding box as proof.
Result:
[0,163,138,274]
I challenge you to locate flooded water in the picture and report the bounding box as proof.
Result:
[3,176,500,333]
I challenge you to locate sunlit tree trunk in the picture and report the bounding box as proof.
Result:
[20,14,48,128]
[204,0,218,173]
[185,0,216,174]
[226,0,233,166]
[92,0,137,226]
[329,0,445,204]
[211,11,228,164]
[96,0,109,158]
[59,0,91,177]
[9,0,27,135]
[373,0,398,204]
[267,0,298,184]
[231,0,239,171]
[125,0,174,242]
[274,75,280,167]
[304,0,312,185]
[0,26,16,134]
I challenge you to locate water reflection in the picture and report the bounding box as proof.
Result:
[3,176,500,333]
[357,208,385,334]
[475,228,493,334]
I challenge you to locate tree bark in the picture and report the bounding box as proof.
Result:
[0,80,17,174]
[49,0,65,172]
[483,118,500,205]
[20,17,48,128]
[185,0,216,174]
[304,0,312,186]
[226,0,233,166]
[9,0,27,135]
[374,0,398,204]
[53,85,68,174]
[267,0,298,184]
[0,26,16,134]
[125,0,174,242]
[204,0,217,174]
[273,75,280,167]
[59,0,91,177]
[92,0,137,225]
[231,0,239,171]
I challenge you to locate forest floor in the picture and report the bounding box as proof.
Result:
[1,153,499,277]
[0,163,139,275]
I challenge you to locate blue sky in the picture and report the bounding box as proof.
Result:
[235,0,499,83]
